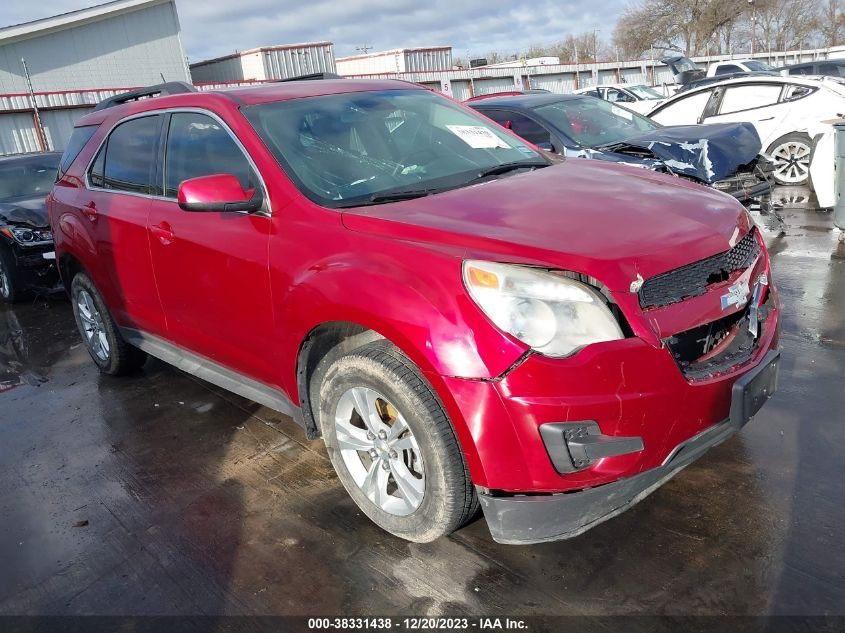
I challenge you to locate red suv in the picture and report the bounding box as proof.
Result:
[48,79,780,544]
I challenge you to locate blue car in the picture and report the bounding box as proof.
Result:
[467,93,772,206]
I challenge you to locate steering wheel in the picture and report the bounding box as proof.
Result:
[392,149,441,177]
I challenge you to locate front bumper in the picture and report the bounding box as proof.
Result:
[478,350,780,544]
[4,239,60,291]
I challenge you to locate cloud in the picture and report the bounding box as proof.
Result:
[2,0,628,61]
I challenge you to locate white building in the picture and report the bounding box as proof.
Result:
[0,0,190,155]
[190,43,336,84]
[336,47,452,76]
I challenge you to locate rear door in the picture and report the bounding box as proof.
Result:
[147,110,275,383]
[82,114,166,335]
[702,83,789,148]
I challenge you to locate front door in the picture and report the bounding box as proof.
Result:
[147,110,275,384]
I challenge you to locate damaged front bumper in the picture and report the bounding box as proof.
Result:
[478,350,780,545]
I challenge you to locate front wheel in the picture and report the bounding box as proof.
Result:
[767,133,812,186]
[0,245,22,303]
[316,340,477,542]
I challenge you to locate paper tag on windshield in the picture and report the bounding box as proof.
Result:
[611,105,633,120]
[446,125,509,149]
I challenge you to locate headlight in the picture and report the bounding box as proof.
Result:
[463,260,624,358]
[1,226,53,244]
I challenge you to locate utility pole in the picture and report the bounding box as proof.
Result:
[748,0,757,55]
[20,58,48,152]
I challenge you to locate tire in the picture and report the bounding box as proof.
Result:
[0,244,23,304]
[315,340,477,542]
[767,132,812,186]
[70,273,146,375]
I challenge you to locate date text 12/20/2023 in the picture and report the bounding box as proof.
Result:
[307,618,529,630]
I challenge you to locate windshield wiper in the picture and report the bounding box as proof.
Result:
[367,188,442,204]
[473,161,549,180]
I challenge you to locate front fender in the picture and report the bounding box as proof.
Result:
[276,247,527,395]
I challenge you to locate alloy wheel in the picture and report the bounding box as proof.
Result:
[76,289,110,362]
[334,386,425,516]
[0,258,9,299]
[771,141,811,184]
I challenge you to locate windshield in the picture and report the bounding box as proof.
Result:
[533,97,660,148]
[744,60,774,72]
[627,85,664,100]
[244,89,545,207]
[0,156,60,202]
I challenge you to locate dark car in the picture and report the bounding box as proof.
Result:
[0,152,62,302]
[469,93,772,205]
[778,59,845,78]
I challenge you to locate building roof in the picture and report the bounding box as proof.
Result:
[337,47,452,62]
[0,0,170,46]
[190,42,335,68]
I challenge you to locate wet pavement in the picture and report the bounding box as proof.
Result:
[0,189,843,617]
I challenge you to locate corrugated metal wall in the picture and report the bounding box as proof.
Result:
[190,55,249,83]
[337,48,451,75]
[0,107,93,155]
[0,1,189,93]
[261,44,336,79]
[403,49,452,72]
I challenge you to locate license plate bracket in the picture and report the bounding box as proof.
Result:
[729,350,780,429]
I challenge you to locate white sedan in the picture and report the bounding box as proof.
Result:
[574,84,666,115]
[647,76,845,185]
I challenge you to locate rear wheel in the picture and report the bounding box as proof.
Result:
[315,340,477,542]
[767,133,812,185]
[70,273,146,375]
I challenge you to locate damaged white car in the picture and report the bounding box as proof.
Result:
[648,76,845,186]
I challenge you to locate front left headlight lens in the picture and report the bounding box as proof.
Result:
[3,227,53,243]
[463,260,624,358]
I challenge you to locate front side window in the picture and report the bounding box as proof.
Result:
[606,88,635,103]
[90,115,161,195]
[650,90,712,126]
[164,112,255,198]
[244,89,545,208]
[719,84,782,114]
[533,97,659,148]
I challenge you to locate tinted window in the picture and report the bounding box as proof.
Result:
[57,125,97,179]
[788,64,815,75]
[97,115,161,194]
[719,84,782,114]
[817,62,845,77]
[164,112,254,198]
[715,64,742,75]
[481,110,552,147]
[534,97,658,148]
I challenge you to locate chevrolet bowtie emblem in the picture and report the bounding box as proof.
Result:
[721,279,751,311]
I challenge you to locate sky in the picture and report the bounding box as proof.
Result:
[2,0,629,61]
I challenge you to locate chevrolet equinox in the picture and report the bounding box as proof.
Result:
[48,79,780,544]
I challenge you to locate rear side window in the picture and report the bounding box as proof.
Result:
[164,112,254,198]
[89,115,161,195]
[57,125,98,179]
[719,84,782,114]
[789,65,815,75]
[715,64,742,75]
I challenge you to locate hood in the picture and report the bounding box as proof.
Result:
[0,195,48,228]
[599,122,762,184]
[341,159,749,292]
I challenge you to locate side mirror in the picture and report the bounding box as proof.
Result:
[177,173,263,213]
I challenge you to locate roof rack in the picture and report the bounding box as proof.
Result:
[93,81,197,111]
[274,72,343,83]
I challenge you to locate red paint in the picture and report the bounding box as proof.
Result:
[48,79,780,494]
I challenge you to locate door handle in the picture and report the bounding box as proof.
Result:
[82,202,98,222]
[150,222,175,246]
